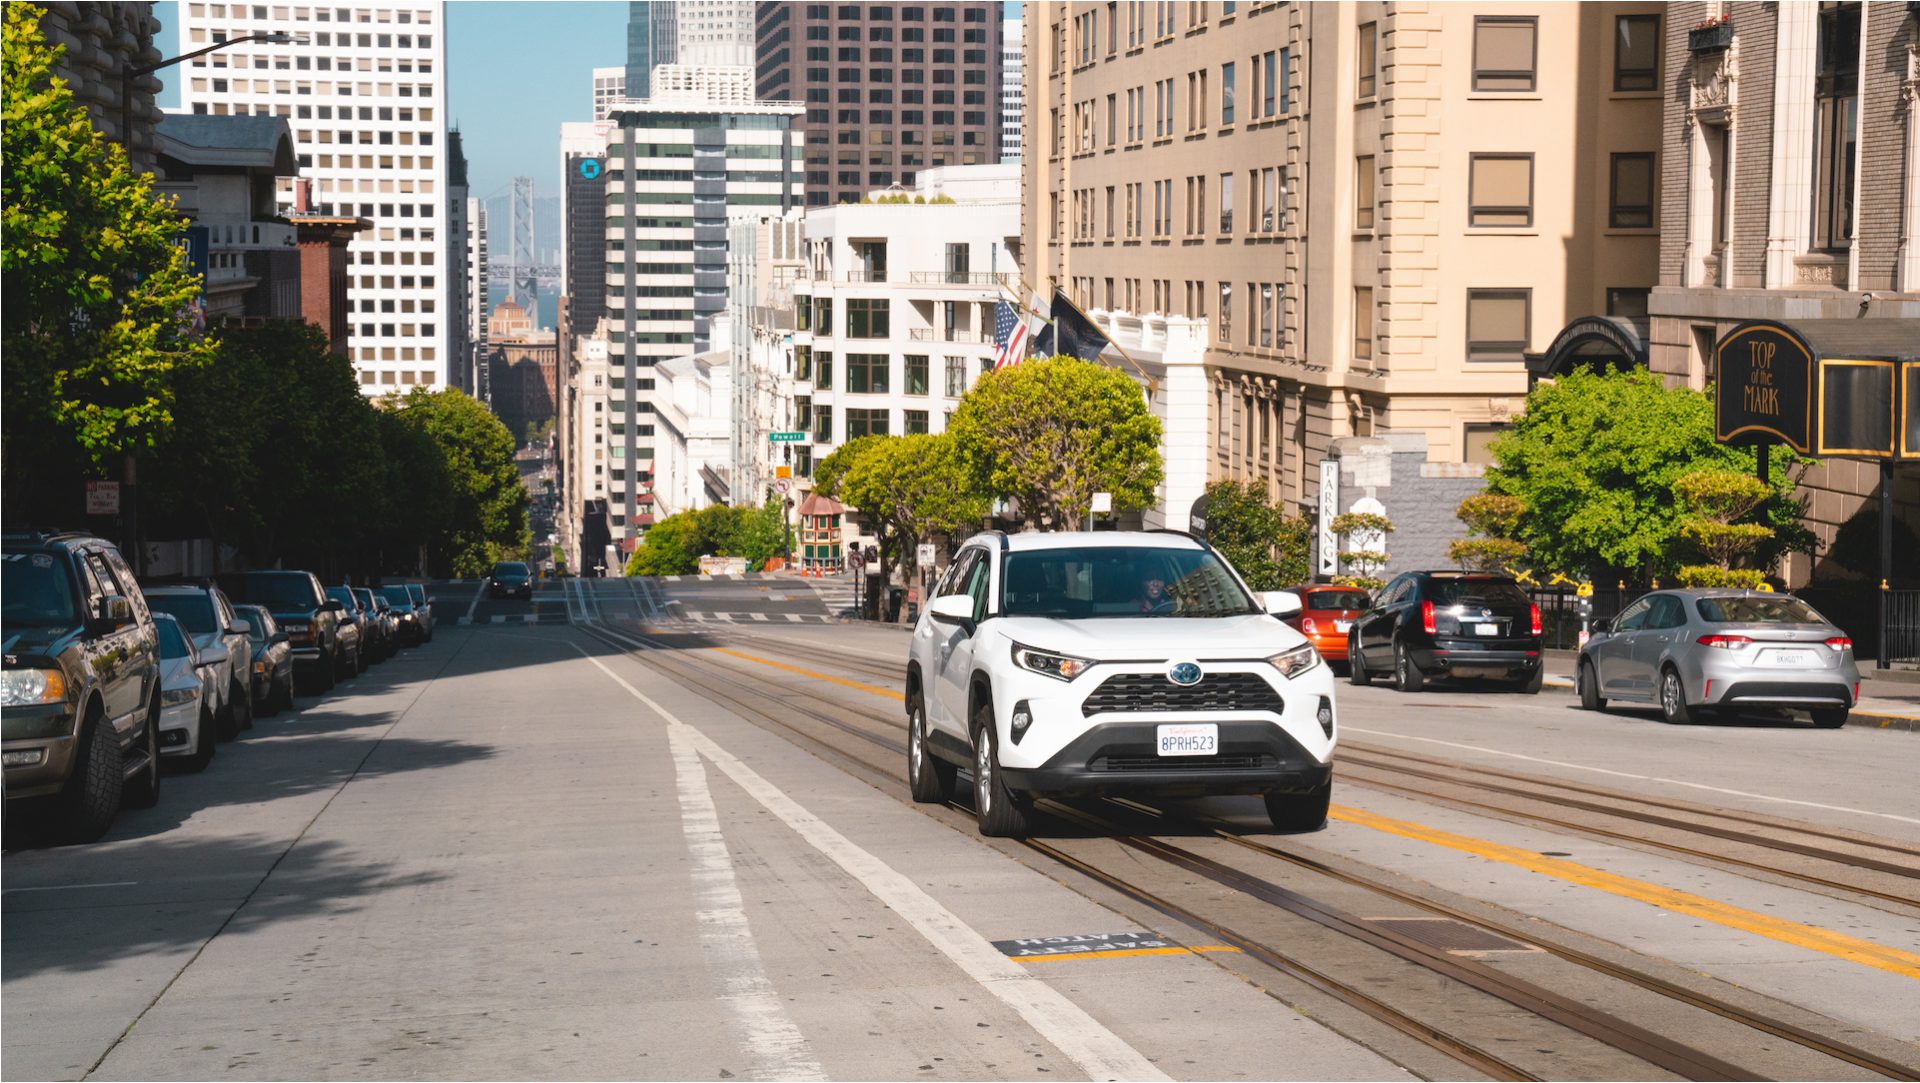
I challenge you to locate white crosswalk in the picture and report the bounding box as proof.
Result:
[685,611,835,624]
[796,575,859,618]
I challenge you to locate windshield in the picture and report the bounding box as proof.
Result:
[325,587,356,610]
[353,589,375,609]
[229,573,318,610]
[493,562,529,576]
[2,552,79,629]
[1305,589,1370,612]
[1427,579,1532,608]
[1696,596,1829,624]
[1000,546,1258,619]
[405,584,427,605]
[381,586,414,608]
[148,593,216,634]
[154,617,192,660]
[239,609,269,638]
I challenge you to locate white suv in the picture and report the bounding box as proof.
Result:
[905,530,1337,837]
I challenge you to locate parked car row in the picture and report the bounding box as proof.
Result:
[2,529,438,843]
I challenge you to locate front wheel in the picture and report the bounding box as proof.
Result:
[971,703,1031,838]
[1811,707,1848,729]
[906,692,957,804]
[1394,640,1426,694]
[1659,667,1695,725]
[181,708,217,773]
[230,679,254,731]
[1265,781,1330,832]
[58,715,123,843]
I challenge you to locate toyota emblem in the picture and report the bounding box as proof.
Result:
[1167,661,1202,686]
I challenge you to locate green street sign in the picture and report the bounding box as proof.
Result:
[768,431,809,443]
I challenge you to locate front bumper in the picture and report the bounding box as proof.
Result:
[2,702,79,797]
[999,719,1332,798]
[157,701,200,757]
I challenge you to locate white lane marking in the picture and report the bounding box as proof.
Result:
[667,717,828,1081]
[463,581,487,624]
[750,612,771,622]
[3,881,138,894]
[784,613,803,623]
[1343,726,1920,825]
[574,643,1169,1083]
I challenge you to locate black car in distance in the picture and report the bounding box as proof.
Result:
[1349,571,1544,693]
[488,561,533,600]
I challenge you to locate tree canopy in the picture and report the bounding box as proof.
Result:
[390,388,529,578]
[1199,480,1309,591]
[947,356,1163,530]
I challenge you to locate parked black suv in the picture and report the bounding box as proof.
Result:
[3,530,162,840]
[218,570,343,694]
[1348,571,1544,693]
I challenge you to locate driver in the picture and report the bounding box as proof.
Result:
[1136,575,1174,614]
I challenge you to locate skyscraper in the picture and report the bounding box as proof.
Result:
[177,2,450,393]
[625,2,678,100]
[1000,17,1022,164]
[755,2,1004,205]
[674,1,755,68]
[559,121,610,339]
[466,197,490,400]
[447,129,472,394]
[592,66,626,120]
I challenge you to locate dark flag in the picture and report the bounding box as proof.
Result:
[1039,287,1111,363]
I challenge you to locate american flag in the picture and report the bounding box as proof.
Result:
[992,300,1022,370]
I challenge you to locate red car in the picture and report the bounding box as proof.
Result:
[1282,585,1372,667]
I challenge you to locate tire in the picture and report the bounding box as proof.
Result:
[181,708,217,773]
[278,674,295,713]
[906,691,957,804]
[971,699,1031,838]
[123,695,162,810]
[1265,781,1330,832]
[230,679,254,731]
[1658,667,1695,725]
[58,712,123,843]
[354,642,367,675]
[1578,659,1607,711]
[1393,640,1426,694]
[1519,664,1544,695]
[319,649,337,693]
[1348,634,1372,687]
[1811,707,1848,729]
[216,683,242,741]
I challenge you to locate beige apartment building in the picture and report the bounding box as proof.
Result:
[1020,0,1665,511]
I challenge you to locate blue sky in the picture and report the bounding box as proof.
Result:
[152,2,629,199]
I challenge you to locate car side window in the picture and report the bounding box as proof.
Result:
[964,553,993,623]
[101,548,150,622]
[939,550,976,598]
[1647,595,1682,630]
[1614,599,1650,631]
[1380,578,1408,609]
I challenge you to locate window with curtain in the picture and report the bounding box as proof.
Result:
[1609,152,1654,228]
[1353,287,1373,364]
[1472,16,1537,92]
[1613,14,1659,91]
[1469,153,1533,227]
[1466,289,1531,362]
[1356,155,1375,230]
[1357,23,1377,98]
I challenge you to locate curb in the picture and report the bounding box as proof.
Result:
[1541,674,1917,733]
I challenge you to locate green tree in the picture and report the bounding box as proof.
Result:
[1672,469,1774,588]
[1485,368,1812,580]
[812,434,884,502]
[1330,512,1394,591]
[627,511,698,576]
[2,3,215,518]
[1446,493,1528,573]
[392,388,528,577]
[841,434,989,615]
[947,356,1163,530]
[1200,480,1309,591]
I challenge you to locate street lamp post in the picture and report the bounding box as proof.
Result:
[114,31,303,574]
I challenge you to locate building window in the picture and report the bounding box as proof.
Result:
[845,353,890,393]
[1472,16,1537,92]
[813,404,833,442]
[1466,289,1531,362]
[1606,287,1651,320]
[1609,152,1654,228]
[1355,155,1375,230]
[1219,172,1233,233]
[845,297,890,337]
[1812,1,1860,252]
[944,356,966,396]
[845,408,890,439]
[1353,287,1373,364]
[904,409,929,434]
[1468,153,1533,227]
[1220,61,1235,124]
[816,351,834,390]
[1356,23,1377,99]
[1613,14,1659,91]
[814,296,833,334]
[905,354,929,394]
[1463,423,1512,465]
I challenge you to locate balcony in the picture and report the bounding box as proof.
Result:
[908,328,985,344]
[906,271,1017,287]
[1687,19,1733,54]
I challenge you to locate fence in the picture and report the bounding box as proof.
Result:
[1526,586,1640,652]
[1885,590,1920,667]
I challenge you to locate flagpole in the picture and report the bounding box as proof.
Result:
[1002,272,1161,397]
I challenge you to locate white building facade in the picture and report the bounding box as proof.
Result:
[177,1,450,393]
[673,0,755,69]
[592,66,625,120]
[465,196,490,399]
[653,342,734,515]
[728,212,807,509]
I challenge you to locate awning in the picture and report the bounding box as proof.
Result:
[1525,315,1649,378]
[1714,319,1920,460]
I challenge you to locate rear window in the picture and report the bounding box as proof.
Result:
[493,562,529,576]
[1425,578,1532,608]
[1695,596,1828,624]
[325,586,356,609]
[154,617,191,659]
[148,593,216,634]
[1305,589,1370,612]
[227,573,320,610]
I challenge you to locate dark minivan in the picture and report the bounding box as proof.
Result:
[1348,571,1543,693]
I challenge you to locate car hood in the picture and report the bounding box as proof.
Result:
[159,656,200,692]
[2,625,80,660]
[993,614,1305,660]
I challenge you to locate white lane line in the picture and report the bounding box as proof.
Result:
[463,581,487,624]
[574,643,1169,1083]
[750,612,771,622]
[3,881,138,894]
[784,613,803,623]
[1343,726,1920,825]
[667,718,828,1081]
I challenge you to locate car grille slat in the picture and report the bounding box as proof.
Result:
[1081,672,1284,717]
[1089,753,1277,772]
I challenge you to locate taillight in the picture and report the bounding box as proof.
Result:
[1529,603,1543,637]
[1696,634,1753,649]
[1301,617,1318,635]
[1824,636,1852,652]
[1421,600,1436,635]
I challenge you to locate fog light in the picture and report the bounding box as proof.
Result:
[3,749,47,767]
[1010,701,1033,744]
[1316,696,1334,738]
[159,729,188,747]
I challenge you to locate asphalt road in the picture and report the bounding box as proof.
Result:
[4,577,1915,1081]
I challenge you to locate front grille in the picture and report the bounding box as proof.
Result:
[1090,753,1277,772]
[1081,672,1284,717]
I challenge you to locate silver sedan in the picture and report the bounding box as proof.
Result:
[1576,590,1859,727]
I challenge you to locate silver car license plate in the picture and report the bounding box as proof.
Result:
[1762,648,1818,667]
[1157,723,1218,756]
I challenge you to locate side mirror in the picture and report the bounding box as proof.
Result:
[93,595,132,629]
[1259,591,1303,619]
[927,594,974,627]
[1591,617,1612,634]
[227,618,250,635]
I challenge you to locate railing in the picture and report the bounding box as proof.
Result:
[1885,589,1920,668]
[908,328,984,343]
[906,271,1016,286]
[1526,586,1641,652]
[841,270,888,283]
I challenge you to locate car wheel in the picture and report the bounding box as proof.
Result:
[231,678,254,731]
[1578,659,1607,711]
[971,699,1031,838]
[1394,640,1425,694]
[355,643,367,675]
[1519,664,1544,695]
[1264,781,1330,833]
[123,693,162,810]
[216,685,242,741]
[906,690,957,804]
[1348,634,1372,687]
[182,707,217,773]
[57,710,123,843]
[320,650,337,693]
[1659,667,1695,725]
[1811,707,1848,729]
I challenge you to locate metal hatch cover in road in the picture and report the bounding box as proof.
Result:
[1714,318,1920,459]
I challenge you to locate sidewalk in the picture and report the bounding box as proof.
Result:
[1541,649,1920,733]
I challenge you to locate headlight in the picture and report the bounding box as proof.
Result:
[0,668,67,707]
[401,613,416,621]
[160,686,199,707]
[1268,643,1321,680]
[1011,643,1095,681]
